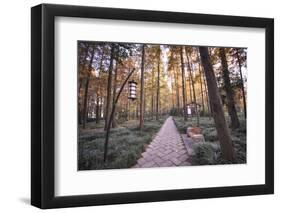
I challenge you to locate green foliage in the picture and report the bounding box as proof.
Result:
[192,136,246,165]
[78,119,164,170]
[173,117,187,134]
[203,127,218,142]
[169,108,183,116]
[173,116,246,165]
[173,116,215,134]
[192,142,220,165]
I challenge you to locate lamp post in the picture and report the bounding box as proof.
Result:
[104,68,136,162]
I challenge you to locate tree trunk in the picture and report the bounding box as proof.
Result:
[136,105,139,119]
[127,87,130,121]
[219,48,240,129]
[82,46,95,129]
[103,98,107,119]
[99,46,105,71]
[199,47,234,161]
[151,95,154,119]
[86,95,91,121]
[174,67,180,109]
[112,52,119,128]
[96,94,100,124]
[97,47,104,122]
[188,74,193,103]
[185,49,193,104]
[203,70,212,119]
[79,45,89,125]
[99,98,102,119]
[235,48,247,119]
[180,47,188,121]
[204,49,212,119]
[139,45,145,129]
[104,44,115,130]
[96,100,100,124]
[78,81,83,124]
[82,74,90,129]
[144,85,147,119]
[186,47,199,126]
[151,65,155,119]
[171,80,175,109]
[156,47,161,120]
[197,50,205,116]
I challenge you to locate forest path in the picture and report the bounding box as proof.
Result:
[133,116,191,168]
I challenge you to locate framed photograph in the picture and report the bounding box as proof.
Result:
[31,3,274,209]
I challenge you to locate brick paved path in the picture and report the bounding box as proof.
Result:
[133,116,191,168]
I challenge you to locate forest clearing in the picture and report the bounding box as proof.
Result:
[78,41,247,170]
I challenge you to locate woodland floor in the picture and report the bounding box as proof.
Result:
[173,115,247,165]
[78,114,246,170]
[78,117,166,170]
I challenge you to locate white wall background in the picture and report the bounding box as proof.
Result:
[0,0,279,212]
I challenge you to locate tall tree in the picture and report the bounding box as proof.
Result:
[78,43,90,124]
[235,48,247,119]
[187,72,193,103]
[174,65,180,108]
[139,44,145,130]
[171,79,175,109]
[94,45,106,124]
[167,47,180,109]
[156,46,161,120]
[104,44,115,130]
[196,49,205,115]
[126,85,130,121]
[95,96,100,123]
[112,48,119,128]
[219,48,240,128]
[180,47,188,121]
[150,66,155,119]
[82,45,95,129]
[202,67,211,119]
[186,47,199,125]
[199,47,234,161]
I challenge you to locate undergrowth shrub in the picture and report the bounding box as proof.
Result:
[173,116,246,165]
[78,119,164,170]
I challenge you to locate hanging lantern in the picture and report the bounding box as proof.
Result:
[128,80,137,100]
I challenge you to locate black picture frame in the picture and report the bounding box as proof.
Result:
[31,3,274,209]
